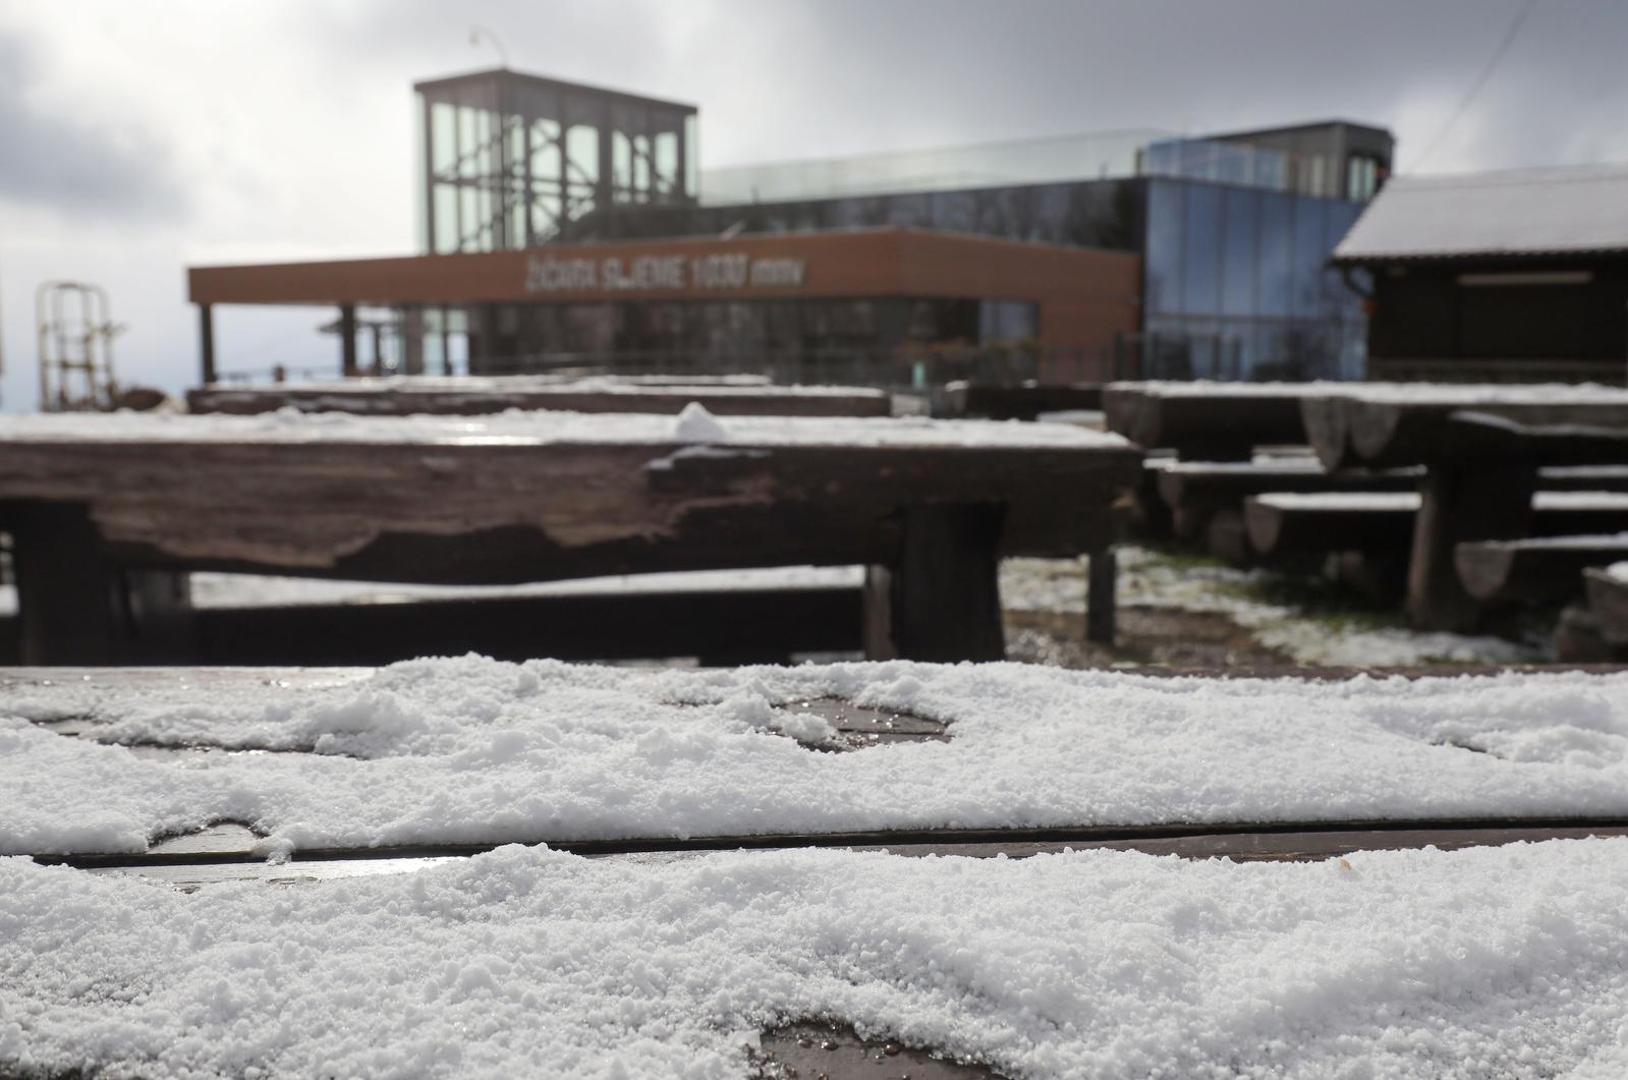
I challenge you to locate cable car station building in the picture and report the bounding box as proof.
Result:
[189,68,1392,385]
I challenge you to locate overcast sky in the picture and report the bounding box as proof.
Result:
[2,0,1625,407]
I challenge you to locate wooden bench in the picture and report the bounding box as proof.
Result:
[1152,458,1420,560]
[1456,535,1628,607]
[0,412,1140,665]
[1247,489,1628,562]
[188,375,892,417]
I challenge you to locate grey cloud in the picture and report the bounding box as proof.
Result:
[0,29,187,219]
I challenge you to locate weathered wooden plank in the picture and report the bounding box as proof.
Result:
[1456,537,1628,605]
[0,441,1137,579]
[188,380,891,418]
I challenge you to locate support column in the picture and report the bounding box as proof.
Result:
[198,304,216,385]
[339,303,359,377]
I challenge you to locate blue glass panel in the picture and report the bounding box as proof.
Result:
[1323,201,1364,318]
[1182,184,1222,316]
[1145,180,1184,316]
[1291,198,1327,318]
[1257,192,1292,317]
[1220,188,1258,317]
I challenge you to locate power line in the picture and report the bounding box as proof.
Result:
[1408,0,1538,173]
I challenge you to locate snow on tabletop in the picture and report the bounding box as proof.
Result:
[211,374,874,398]
[5,657,1628,857]
[1333,162,1628,260]
[1106,379,1352,398]
[0,409,1129,451]
[7,838,1628,1078]
[1252,491,1420,512]
[1608,562,1628,584]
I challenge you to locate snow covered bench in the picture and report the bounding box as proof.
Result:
[0,410,1140,665]
[187,374,892,418]
[9,660,1628,1076]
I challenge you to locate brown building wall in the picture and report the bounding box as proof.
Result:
[189,228,1141,358]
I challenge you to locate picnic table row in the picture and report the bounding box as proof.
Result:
[1106,381,1628,644]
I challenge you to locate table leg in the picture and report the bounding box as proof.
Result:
[865,505,1006,662]
[1086,547,1117,646]
[1405,464,1535,633]
[8,502,192,664]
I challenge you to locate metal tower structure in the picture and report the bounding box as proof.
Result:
[415,68,697,253]
[36,281,122,412]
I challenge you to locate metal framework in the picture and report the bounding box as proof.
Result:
[36,281,121,412]
[416,68,697,253]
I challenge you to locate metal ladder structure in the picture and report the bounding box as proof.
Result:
[36,281,122,412]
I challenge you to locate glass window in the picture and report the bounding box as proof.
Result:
[1292,198,1327,318]
[1145,180,1183,316]
[1257,191,1292,317]
[1181,184,1222,316]
[1220,188,1257,317]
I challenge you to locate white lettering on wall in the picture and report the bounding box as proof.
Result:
[526,251,806,293]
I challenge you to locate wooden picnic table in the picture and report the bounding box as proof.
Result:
[0,412,1139,665]
[1307,402,1628,630]
[188,375,892,417]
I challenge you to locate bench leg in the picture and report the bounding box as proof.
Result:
[1086,547,1117,645]
[9,503,193,664]
[864,504,1006,662]
[1405,464,1534,633]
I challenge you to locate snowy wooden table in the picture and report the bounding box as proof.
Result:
[1303,396,1628,630]
[8,660,1628,1077]
[188,374,892,418]
[0,411,1140,665]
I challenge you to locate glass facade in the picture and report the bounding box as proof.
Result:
[577,178,1144,252]
[1140,178,1366,380]
[431,297,1034,380]
[417,71,696,254]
